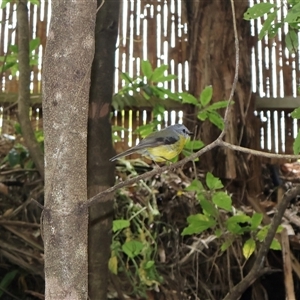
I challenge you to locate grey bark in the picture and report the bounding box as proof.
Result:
[42,0,96,299]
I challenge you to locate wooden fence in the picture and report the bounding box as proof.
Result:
[0,0,300,154]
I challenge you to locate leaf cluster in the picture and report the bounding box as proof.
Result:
[182,172,282,259]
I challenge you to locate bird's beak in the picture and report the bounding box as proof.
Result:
[188,131,193,136]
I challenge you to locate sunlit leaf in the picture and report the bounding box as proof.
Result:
[122,240,144,258]
[151,65,168,82]
[244,2,275,20]
[258,10,278,40]
[180,92,198,105]
[113,219,130,232]
[251,213,263,230]
[285,30,299,53]
[270,238,281,250]
[182,214,216,235]
[141,60,153,79]
[243,238,256,259]
[206,172,224,190]
[29,37,40,52]
[185,179,204,192]
[207,111,224,130]
[200,85,213,107]
[212,192,232,212]
[285,2,300,23]
[184,140,204,151]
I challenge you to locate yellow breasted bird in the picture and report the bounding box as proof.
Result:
[109,124,192,162]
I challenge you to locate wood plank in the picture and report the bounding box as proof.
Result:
[256,96,300,109]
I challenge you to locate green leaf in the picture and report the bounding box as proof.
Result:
[185,179,204,193]
[8,148,20,167]
[212,191,232,212]
[0,270,18,298]
[113,219,130,232]
[270,238,281,250]
[207,100,233,111]
[251,213,263,230]
[2,62,17,72]
[120,72,133,83]
[184,140,204,151]
[9,44,18,53]
[155,74,177,82]
[141,60,153,79]
[144,260,155,269]
[269,22,283,39]
[182,214,216,235]
[285,30,299,53]
[29,0,40,5]
[122,240,144,258]
[197,111,208,121]
[215,228,222,238]
[243,238,256,259]
[285,2,300,23]
[180,92,198,105]
[0,0,12,9]
[206,172,224,190]
[291,107,300,119]
[226,214,251,234]
[199,197,217,216]
[293,130,300,154]
[29,38,40,51]
[221,239,233,251]
[257,225,269,242]
[244,3,275,20]
[258,10,278,40]
[200,85,213,107]
[207,111,224,130]
[151,65,168,82]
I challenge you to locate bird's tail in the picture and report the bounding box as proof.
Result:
[109,147,139,161]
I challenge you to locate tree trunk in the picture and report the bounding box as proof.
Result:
[87,1,120,299]
[17,0,44,179]
[42,1,96,299]
[185,0,262,196]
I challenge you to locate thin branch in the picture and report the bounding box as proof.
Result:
[220,141,300,160]
[220,0,239,139]
[223,185,300,300]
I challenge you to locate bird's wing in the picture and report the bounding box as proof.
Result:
[109,130,179,161]
[133,133,179,150]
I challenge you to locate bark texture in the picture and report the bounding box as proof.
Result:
[42,1,96,299]
[185,0,262,195]
[87,1,120,299]
[17,0,44,179]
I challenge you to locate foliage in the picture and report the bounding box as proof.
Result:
[0,38,40,76]
[109,163,163,297]
[244,2,300,154]
[182,172,282,259]
[2,123,44,169]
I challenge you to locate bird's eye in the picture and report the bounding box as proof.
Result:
[182,129,186,134]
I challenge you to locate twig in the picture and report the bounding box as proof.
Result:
[223,185,300,300]
[220,0,239,139]
[96,0,105,13]
[281,228,295,299]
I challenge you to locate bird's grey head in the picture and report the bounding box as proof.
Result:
[169,124,192,137]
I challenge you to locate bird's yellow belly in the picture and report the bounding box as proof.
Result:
[141,136,188,162]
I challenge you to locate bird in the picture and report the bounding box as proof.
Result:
[109,124,193,163]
